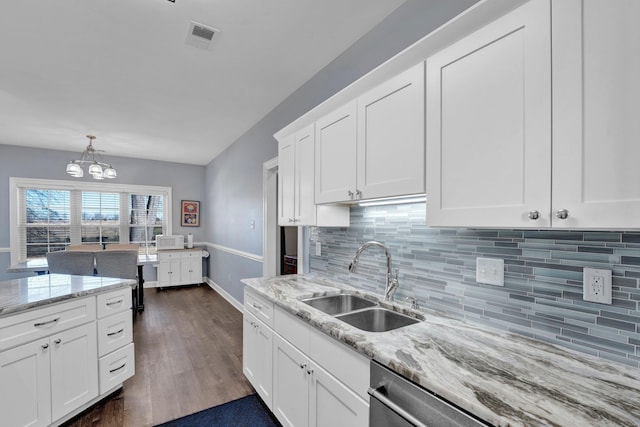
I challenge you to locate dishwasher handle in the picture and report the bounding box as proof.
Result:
[368,387,429,427]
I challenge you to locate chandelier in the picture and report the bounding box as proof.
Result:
[65,135,117,180]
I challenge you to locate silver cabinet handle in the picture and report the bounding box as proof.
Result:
[355,189,362,198]
[106,299,124,306]
[556,209,569,220]
[299,363,307,370]
[41,343,49,349]
[368,387,427,427]
[34,317,60,327]
[288,218,294,223]
[54,338,62,344]
[307,368,314,375]
[347,190,354,197]
[109,363,126,374]
[251,302,263,310]
[528,210,540,220]
[107,328,125,337]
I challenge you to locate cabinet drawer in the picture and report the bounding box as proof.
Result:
[99,342,135,394]
[274,306,309,354]
[158,251,180,260]
[244,289,274,328]
[0,297,96,351]
[181,250,202,259]
[97,288,132,319]
[97,310,133,357]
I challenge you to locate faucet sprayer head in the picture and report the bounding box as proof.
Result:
[348,259,358,272]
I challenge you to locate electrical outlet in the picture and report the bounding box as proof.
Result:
[583,267,612,304]
[315,242,321,257]
[476,258,504,286]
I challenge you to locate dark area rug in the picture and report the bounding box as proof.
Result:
[155,394,280,427]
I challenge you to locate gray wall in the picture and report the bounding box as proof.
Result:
[0,143,206,281]
[204,0,479,302]
[310,203,640,367]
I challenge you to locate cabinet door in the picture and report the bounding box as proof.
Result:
[357,62,425,200]
[180,254,202,285]
[243,311,273,409]
[273,334,309,427]
[50,323,98,422]
[309,362,368,427]
[552,0,640,228]
[315,101,357,204]
[0,338,51,427]
[278,135,296,225]
[295,124,317,226]
[426,0,551,227]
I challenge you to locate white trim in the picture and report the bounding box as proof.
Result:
[205,242,263,263]
[205,277,243,312]
[263,157,278,277]
[0,247,10,253]
[9,176,173,265]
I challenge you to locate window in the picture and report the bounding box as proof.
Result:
[10,178,172,263]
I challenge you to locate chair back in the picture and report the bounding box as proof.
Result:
[105,243,139,252]
[67,244,103,251]
[95,250,138,280]
[46,251,96,275]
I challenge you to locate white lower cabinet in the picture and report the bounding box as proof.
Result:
[243,310,273,408]
[0,289,135,427]
[273,334,368,427]
[157,250,203,288]
[0,322,98,427]
[242,290,369,427]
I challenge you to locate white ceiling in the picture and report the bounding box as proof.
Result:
[0,0,405,165]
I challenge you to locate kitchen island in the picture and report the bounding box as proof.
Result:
[242,274,640,427]
[0,274,137,427]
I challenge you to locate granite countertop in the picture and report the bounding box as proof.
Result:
[0,274,137,317]
[242,274,640,427]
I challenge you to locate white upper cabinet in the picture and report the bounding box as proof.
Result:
[552,0,640,228]
[357,62,425,200]
[315,102,358,204]
[279,124,349,226]
[316,63,425,204]
[426,0,551,228]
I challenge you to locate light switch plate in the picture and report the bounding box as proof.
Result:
[583,267,612,304]
[476,257,504,286]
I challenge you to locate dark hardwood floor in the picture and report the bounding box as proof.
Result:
[64,285,253,427]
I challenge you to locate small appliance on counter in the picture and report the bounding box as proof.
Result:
[156,234,184,250]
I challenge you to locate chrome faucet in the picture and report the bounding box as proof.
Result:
[348,241,399,301]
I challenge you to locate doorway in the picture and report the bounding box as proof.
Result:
[262,157,303,277]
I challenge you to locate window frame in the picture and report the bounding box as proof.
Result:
[10,177,173,264]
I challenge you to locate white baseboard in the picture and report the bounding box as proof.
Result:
[144,280,158,288]
[205,277,243,312]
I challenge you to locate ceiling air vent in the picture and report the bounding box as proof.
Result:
[185,21,219,50]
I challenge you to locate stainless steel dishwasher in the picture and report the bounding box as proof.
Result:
[368,361,490,427]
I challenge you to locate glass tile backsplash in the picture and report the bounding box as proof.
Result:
[308,203,640,367]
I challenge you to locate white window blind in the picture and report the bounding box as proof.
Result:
[10,178,172,263]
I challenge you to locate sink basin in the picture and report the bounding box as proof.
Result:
[336,307,420,332]
[302,294,377,315]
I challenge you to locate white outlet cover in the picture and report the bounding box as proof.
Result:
[315,241,321,257]
[583,267,612,304]
[476,257,504,286]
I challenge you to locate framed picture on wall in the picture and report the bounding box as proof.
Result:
[181,200,200,227]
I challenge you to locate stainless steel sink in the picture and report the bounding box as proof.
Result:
[302,294,377,315]
[336,307,420,332]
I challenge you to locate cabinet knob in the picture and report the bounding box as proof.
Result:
[41,343,49,349]
[299,363,307,370]
[288,218,294,223]
[307,368,314,375]
[528,210,540,220]
[54,338,62,345]
[555,209,569,220]
[355,189,362,198]
[347,190,354,197]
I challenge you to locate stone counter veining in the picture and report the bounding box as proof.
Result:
[0,274,137,317]
[242,274,640,427]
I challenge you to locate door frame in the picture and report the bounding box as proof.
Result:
[263,157,279,277]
